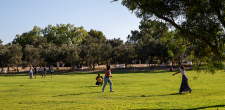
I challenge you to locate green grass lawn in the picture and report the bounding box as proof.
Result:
[0,70,225,110]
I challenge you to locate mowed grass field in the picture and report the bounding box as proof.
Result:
[0,70,225,110]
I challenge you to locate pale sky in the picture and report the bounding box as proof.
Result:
[0,0,141,45]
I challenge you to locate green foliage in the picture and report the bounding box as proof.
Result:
[0,70,225,109]
[32,36,47,48]
[107,38,125,64]
[114,0,225,73]
[43,24,88,46]
[38,43,60,66]
[127,19,172,64]
[81,35,109,68]
[0,46,10,68]
[58,44,81,66]
[12,26,42,49]
[7,43,23,67]
[88,29,106,40]
[24,44,39,66]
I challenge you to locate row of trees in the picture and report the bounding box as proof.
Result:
[1,21,183,71]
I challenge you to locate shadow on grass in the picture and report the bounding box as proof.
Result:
[51,70,171,76]
[156,93,186,96]
[86,86,99,87]
[0,73,29,77]
[132,104,225,110]
[128,93,186,98]
[52,91,101,97]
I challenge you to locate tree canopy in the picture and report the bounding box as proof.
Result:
[112,0,225,73]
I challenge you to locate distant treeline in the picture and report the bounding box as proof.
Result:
[0,21,192,71]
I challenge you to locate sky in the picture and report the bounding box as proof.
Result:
[0,0,141,45]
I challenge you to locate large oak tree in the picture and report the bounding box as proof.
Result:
[113,0,225,73]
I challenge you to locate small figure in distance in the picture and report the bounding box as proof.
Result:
[96,73,103,86]
[42,66,46,78]
[102,66,114,92]
[33,66,37,78]
[169,67,173,71]
[172,65,192,93]
[51,65,54,78]
[29,67,33,79]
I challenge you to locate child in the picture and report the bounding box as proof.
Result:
[96,73,103,86]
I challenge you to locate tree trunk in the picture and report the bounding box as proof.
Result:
[17,64,19,73]
[178,56,181,66]
[93,59,95,71]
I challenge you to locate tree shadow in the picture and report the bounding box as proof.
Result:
[52,91,101,97]
[51,70,171,76]
[128,93,185,98]
[132,104,225,110]
[86,86,100,87]
[156,93,186,96]
[0,73,29,77]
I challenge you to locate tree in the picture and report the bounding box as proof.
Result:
[88,29,106,40]
[40,43,60,66]
[7,43,23,72]
[127,19,172,65]
[107,38,124,64]
[43,24,88,46]
[24,44,39,66]
[0,39,3,49]
[80,35,94,68]
[113,0,225,73]
[0,45,10,71]
[12,26,42,49]
[58,44,81,69]
[32,36,47,48]
[117,42,134,65]
[80,35,107,70]
[101,43,112,67]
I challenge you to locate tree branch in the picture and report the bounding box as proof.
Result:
[211,0,225,28]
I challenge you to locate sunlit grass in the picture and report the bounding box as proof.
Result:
[0,70,225,109]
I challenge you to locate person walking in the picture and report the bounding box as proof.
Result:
[51,65,54,78]
[173,65,192,93]
[102,66,114,92]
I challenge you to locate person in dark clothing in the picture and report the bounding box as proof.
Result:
[96,73,103,86]
[33,67,37,78]
[173,65,192,93]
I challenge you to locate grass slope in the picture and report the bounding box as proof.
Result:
[0,70,225,110]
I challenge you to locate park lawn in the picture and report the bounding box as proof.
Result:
[0,70,225,110]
